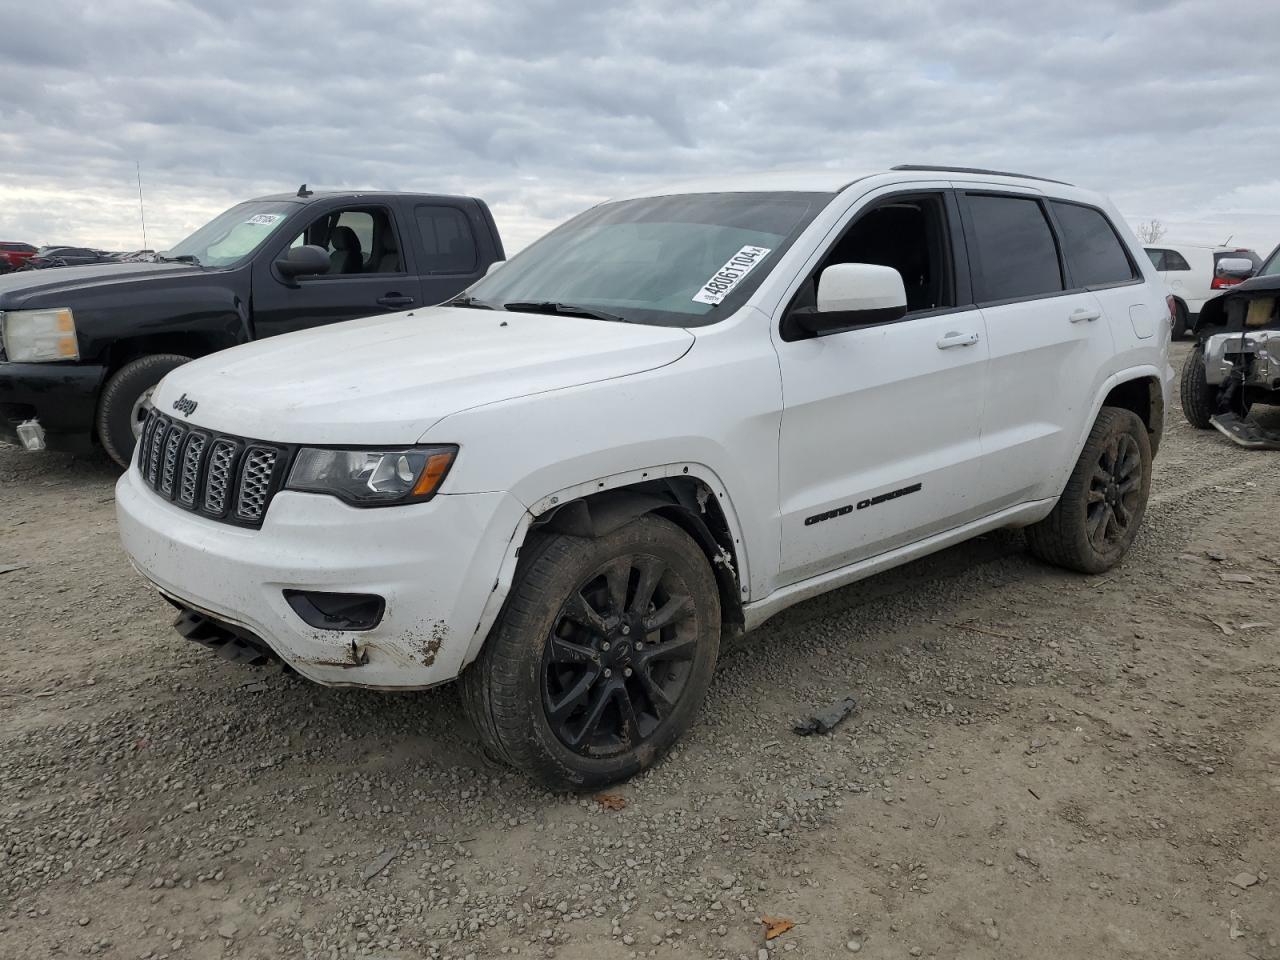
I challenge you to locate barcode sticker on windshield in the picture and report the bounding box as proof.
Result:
[692,246,772,305]
[245,214,283,225]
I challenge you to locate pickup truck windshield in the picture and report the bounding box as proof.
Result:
[162,200,298,268]
[462,192,832,327]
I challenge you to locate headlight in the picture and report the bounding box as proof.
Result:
[286,445,458,506]
[1,308,80,362]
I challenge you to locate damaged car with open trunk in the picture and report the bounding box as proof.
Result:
[1180,249,1280,448]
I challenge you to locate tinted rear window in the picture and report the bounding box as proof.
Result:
[1052,202,1135,287]
[1164,250,1191,270]
[1145,248,1166,270]
[966,194,1063,302]
[415,205,478,274]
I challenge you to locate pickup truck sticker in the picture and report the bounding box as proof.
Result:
[692,245,772,305]
[244,214,284,226]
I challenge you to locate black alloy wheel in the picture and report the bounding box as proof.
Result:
[542,554,697,757]
[1086,431,1142,551]
[1024,406,1152,574]
[461,513,720,789]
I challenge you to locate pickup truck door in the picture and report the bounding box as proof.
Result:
[250,201,423,338]
[772,188,989,587]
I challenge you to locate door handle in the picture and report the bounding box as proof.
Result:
[377,294,416,308]
[1069,308,1101,323]
[936,331,980,349]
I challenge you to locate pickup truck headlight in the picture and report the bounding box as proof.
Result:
[0,308,80,362]
[286,445,457,506]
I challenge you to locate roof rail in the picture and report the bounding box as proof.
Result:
[890,164,1073,186]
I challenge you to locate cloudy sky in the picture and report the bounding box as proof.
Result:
[2,0,1278,257]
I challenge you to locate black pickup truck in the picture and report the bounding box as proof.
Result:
[0,188,505,466]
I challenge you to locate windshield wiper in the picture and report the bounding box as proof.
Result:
[154,253,203,267]
[446,295,494,310]
[501,301,627,323]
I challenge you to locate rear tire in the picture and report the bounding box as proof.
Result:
[461,514,720,790]
[97,354,191,468]
[1171,300,1189,340]
[1025,407,1152,574]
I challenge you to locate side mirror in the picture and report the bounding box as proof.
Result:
[485,260,506,277]
[1216,257,1255,280]
[791,263,907,338]
[275,244,330,278]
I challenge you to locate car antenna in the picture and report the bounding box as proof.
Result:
[297,183,313,198]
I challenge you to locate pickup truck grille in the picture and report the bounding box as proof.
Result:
[137,410,291,528]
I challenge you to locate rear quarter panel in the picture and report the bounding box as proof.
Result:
[1082,204,1173,461]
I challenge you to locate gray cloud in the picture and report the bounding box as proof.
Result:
[1,0,1278,255]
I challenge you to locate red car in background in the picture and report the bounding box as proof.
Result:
[0,242,37,272]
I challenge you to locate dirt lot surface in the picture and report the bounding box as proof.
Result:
[2,343,1278,960]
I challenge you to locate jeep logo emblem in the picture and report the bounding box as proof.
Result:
[172,393,198,417]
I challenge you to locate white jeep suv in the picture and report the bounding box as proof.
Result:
[117,166,1174,788]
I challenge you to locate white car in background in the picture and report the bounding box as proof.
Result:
[1144,243,1260,338]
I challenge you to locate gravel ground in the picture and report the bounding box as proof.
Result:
[2,343,1278,960]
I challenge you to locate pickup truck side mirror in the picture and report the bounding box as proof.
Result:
[1215,257,1255,280]
[275,244,331,279]
[788,263,908,338]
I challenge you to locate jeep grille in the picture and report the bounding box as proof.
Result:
[136,410,291,529]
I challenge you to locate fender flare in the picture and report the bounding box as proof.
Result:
[1069,363,1167,471]
[461,462,751,667]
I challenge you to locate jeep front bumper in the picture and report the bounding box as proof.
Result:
[115,465,527,688]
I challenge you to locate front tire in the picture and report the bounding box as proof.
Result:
[1179,343,1216,429]
[97,354,191,468]
[1025,407,1152,574]
[461,514,720,790]
[1179,342,1253,429]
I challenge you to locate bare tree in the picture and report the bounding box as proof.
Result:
[1136,219,1167,245]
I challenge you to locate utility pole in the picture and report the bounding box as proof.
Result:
[136,161,149,251]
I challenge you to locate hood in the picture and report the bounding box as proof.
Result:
[151,305,695,445]
[0,261,204,308]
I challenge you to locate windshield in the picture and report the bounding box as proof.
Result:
[163,200,299,267]
[462,192,832,326]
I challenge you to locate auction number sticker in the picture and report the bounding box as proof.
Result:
[692,245,772,305]
[245,213,284,225]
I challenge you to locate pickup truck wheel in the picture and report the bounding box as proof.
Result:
[97,354,191,468]
[461,514,720,790]
[1025,406,1152,574]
